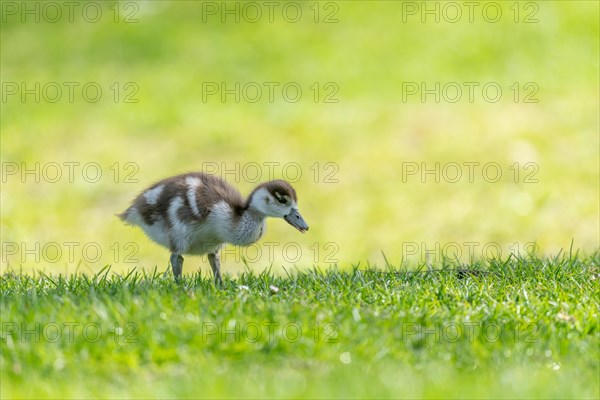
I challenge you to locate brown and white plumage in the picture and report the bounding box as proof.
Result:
[118,172,308,283]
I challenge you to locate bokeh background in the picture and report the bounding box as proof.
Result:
[1,1,598,275]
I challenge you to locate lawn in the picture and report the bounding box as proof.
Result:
[1,253,599,398]
[1,1,599,398]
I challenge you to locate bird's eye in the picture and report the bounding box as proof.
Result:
[277,197,287,204]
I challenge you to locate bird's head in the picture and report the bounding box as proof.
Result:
[247,180,309,233]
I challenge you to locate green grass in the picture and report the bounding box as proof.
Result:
[2,252,599,399]
[1,2,598,398]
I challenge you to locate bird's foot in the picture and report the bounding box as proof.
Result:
[170,253,184,282]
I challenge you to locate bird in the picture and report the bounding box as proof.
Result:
[118,172,309,284]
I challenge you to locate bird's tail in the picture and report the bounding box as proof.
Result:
[116,208,131,224]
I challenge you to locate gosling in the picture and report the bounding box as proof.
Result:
[118,172,308,283]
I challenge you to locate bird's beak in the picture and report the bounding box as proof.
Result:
[284,208,309,233]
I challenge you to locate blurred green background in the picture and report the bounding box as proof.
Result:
[1,1,598,274]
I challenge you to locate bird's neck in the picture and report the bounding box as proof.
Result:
[228,207,266,246]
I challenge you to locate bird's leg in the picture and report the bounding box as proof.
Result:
[207,252,222,286]
[170,253,184,281]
